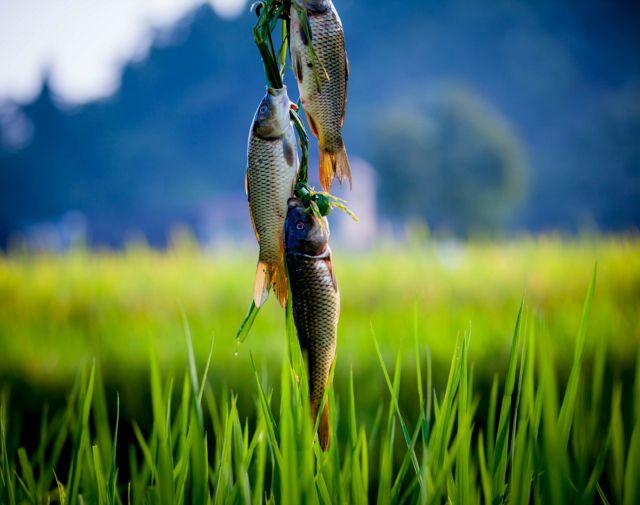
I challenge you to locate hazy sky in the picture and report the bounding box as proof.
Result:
[0,0,246,104]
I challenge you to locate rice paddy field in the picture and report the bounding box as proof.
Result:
[0,236,639,503]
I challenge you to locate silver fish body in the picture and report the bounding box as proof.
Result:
[290,0,351,191]
[285,197,339,450]
[246,87,298,307]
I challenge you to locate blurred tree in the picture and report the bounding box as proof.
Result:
[371,87,528,236]
[1,0,639,246]
[570,87,639,231]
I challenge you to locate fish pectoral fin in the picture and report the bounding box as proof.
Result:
[306,112,319,138]
[344,52,349,82]
[246,176,260,242]
[293,50,304,83]
[341,61,348,120]
[248,208,259,243]
[249,215,259,242]
[325,257,339,292]
[253,261,270,308]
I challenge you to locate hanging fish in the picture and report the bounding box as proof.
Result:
[246,87,298,308]
[290,0,351,192]
[284,197,340,450]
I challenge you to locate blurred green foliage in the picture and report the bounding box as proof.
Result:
[371,88,528,235]
[0,245,639,503]
[0,237,638,419]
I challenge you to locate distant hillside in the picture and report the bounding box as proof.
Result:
[1,0,638,246]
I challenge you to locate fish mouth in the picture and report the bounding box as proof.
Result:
[287,196,303,209]
[267,86,288,96]
[255,87,291,136]
[266,86,290,110]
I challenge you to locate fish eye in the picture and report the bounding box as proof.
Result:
[296,221,305,230]
[259,105,269,115]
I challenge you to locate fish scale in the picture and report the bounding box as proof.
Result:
[247,131,297,265]
[298,10,346,148]
[290,1,351,191]
[246,87,298,308]
[287,249,339,419]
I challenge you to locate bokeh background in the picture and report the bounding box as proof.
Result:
[1,0,638,248]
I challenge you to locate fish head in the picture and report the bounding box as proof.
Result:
[252,87,292,138]
[285,197,330,256]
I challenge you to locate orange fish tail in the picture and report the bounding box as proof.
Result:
[272,259,288,308]
[334,144,352,189]
[253,260,288,308]
[253,261,270,308]
[317,402,331,451]
[319,144,352,192]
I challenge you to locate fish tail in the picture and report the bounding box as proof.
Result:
[272,258,288,308]
[319,143,352,192]
[317,402,331,451]
[253,260,288,309]
[253,261,270,308]
[335,144,352,189]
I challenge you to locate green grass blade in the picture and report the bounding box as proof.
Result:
[17,448,36,503]
[107,393,119,505]
[0,389,16,505]
[558,264,597,448]
[623,423,640,505]
[491,300,523,499]
[199,335,215,404]
[372,326,425,495]
[236,301,260,344]
[92,444,108,505]
[181,308,205,429]
[249,354,282,468]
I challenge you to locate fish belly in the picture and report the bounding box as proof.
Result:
[247,133,297,264]
[288,254,339,406]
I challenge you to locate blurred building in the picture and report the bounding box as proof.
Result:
[196,157,378,250]
[198,194,253,247]
[10,210,87,251]
[332,156,378,250]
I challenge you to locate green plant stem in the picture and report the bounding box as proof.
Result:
[290,107,309,185]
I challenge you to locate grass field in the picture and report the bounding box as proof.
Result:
[0,237,639,503]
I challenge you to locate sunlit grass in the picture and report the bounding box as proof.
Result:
[0,236,638,398]
[1,264,639,503]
